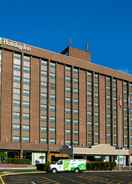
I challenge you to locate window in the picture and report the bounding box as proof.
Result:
[123,82,128,147]
[12,136,20,143]
[13,124,20,129]
[129,83,132,148]
[87,71,93,145]
[22,125,29,130]
[48,62,56,144]
[93,74,99,144]
[105,76,112,144]
[49,139,55,144]
[72,68,79,145]
[22,137,29,143]
[12,53,21,143]
[64,66,72,145]
[112,78,117,146]
[22,113,29,120]
[21,56,30,143]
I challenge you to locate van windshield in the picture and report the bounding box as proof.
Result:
[57,160,62,165]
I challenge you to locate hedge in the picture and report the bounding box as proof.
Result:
[86,161,116,170]
[6,158,31,164]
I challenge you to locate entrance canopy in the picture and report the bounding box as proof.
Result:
[73,144,129,156]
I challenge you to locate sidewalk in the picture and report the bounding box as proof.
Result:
[0,164,36,171]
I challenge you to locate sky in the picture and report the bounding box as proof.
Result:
[0,0,132,73]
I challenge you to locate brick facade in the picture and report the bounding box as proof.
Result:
[0,38,131,161]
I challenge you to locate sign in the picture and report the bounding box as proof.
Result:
[0,38,31,52]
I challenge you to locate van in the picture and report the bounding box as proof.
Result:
[49,159,86,173]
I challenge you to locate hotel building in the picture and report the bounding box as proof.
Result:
[0,38,132,165]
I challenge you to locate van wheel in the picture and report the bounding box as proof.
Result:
[74,168,80,173]
[52,168,57,173]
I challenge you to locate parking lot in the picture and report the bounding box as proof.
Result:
[2,171,132,184]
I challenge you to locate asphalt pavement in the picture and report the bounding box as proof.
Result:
[2,171,132,184]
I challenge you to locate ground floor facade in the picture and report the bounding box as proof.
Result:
[0,143,131,166]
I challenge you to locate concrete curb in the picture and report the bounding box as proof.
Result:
[84,170,132,172]
[0,167,36,171]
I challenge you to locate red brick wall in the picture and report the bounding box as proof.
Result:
[117,80,123,147]
[79,70,86,146]
[1,50,12,144]
[56,64,64,146]
[30,57,40,144]
[99,75,106,144]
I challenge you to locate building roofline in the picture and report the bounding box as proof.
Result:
[0,37,132,81]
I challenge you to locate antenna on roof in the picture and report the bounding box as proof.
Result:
[85,41,89,51]
[68,38,72,48]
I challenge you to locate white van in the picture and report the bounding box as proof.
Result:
[49,159,86,173]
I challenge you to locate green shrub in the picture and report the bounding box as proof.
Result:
[6,158,31,164]
[0,152,7,162]
[86,161,116,170]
